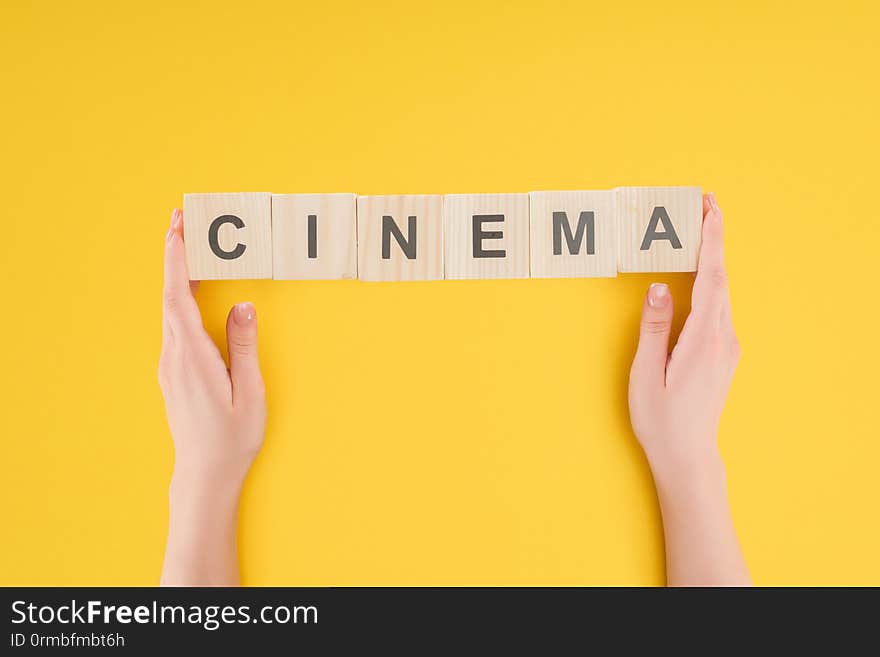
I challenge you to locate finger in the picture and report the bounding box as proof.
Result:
[691,193,729,323]
[226,302,265,407]
[180,215,202,298]
[632,283,674,387]
[163,208,202,334]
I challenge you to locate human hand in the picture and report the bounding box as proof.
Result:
[158,208,266,585]
[628,193,740,480]
[627,193,749,586]
[159,208,267,485]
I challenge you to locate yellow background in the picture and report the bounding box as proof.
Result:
[2,0,878,585]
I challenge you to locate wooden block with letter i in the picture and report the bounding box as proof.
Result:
[444,193,529,279]
[529,190,617,278]
[183,192,273,279]
[617,186,702,273]
[272,193,357,280]
[357,195,444,281]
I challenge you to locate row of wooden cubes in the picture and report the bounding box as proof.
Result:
[183,188,702,281]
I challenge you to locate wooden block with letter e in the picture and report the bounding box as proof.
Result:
[617,186,702,273]
[444,193,529,279]
[357,195,444,281]
[183,192,273,279]
[272,193,357,280]
[529,190,618,278]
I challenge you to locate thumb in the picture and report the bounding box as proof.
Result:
[632,283,674,386]
[226,302,265,406]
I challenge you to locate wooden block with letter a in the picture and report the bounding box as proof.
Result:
[529,190,618,278]
[617,186,702,273]
[443,193,529,279]
[272,193,357,280]
[357,195,444,281]
[183,192,273,279]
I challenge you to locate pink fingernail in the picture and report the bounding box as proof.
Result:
[233,302,256,326]
[648,283,669,308]
[707,193,720,213]
[167,209,180,242]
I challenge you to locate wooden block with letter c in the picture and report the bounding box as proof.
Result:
[183,192,273,280]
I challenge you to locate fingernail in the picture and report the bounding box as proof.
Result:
[166,209,180,242]
[648,283,669,308]
[707,192,720,214]
[233,302,256,326]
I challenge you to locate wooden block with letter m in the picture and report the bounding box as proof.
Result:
[529,190,617,278]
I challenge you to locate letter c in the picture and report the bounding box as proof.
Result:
[208,215,247,260]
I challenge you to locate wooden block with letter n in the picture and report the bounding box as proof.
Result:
[357,195,444,281]
[183,192,273,279]
[529,190,618,278]
[617,186,702,272]
[444,193,529,279]
[272,193,357,280]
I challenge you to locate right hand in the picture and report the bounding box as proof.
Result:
[627,193,740,480]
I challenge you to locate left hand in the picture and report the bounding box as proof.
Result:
[158,208,267,494]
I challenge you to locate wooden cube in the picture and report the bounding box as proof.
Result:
[272,193,357,280]
[183,193,273,280]
[444,193,529,279]
[357,195,444,281]
[529,190,617,278]
[617,186,702,273]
